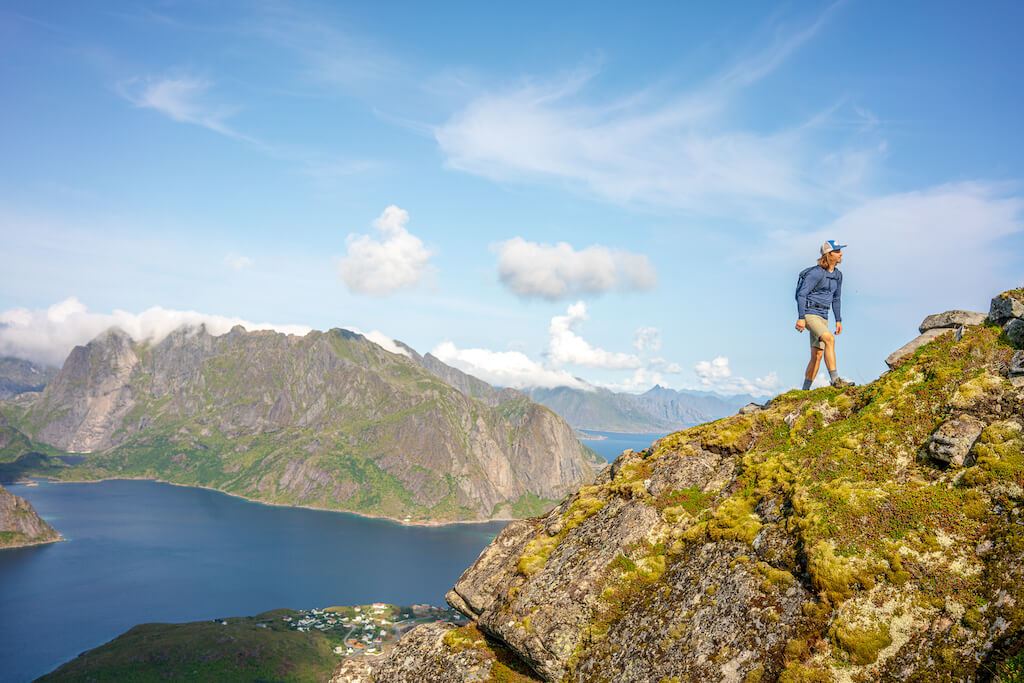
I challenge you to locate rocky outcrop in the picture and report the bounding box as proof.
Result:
[990,289,1024,325]
[886,308,989,368]
[25,325,601,522]
[0,484,62,548]
[339,287,1024,681]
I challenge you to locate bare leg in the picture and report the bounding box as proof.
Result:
[805,347,823,381]
[821,332,837,372]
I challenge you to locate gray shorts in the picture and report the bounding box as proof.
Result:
[805,314,829,350]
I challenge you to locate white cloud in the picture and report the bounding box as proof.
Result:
[774,182,1024,314]
[694,356,779,397]
[342,327,409,357]
[0,298,312,367]
[548,302,642,370]
[430,341,588,390]
[224,253,253,271]
[649,357,684,373]
[493,237,656,301]
[633,326,661,353]
[434,7,871,215]
[119,75,253,142]
[337,206,434,295]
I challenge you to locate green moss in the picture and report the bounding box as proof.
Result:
[829,617,892,665]
[778,662,833,682]
[743,664,766,683]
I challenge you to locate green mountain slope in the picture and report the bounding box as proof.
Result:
[351,289,1024,681]
[18,325,601,522]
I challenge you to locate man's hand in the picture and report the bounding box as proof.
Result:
[835,321,843,335]
[796,319,806,332]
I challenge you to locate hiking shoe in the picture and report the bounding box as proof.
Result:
[831,378,855,389]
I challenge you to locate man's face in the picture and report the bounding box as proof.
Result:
[832,249,843,263]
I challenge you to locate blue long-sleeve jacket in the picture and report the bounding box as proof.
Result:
[797,266,842,322]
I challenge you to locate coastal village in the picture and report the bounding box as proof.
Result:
[279,603,466,658]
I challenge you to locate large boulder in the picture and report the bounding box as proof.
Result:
[918,310,987,333]
[990,289,1024,325]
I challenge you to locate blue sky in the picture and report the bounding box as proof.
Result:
[1,1,1022,397]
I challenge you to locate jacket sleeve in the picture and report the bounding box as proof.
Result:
[833,270,843,322]
[796,267,821,319]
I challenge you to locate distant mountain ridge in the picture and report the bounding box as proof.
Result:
[12,325,601,523]
[526,384,756,433]
[0,356,57,399]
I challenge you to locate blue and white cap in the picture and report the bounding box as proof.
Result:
[820,240,847,256]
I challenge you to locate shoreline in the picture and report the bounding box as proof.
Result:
[17,476,530,529]
[0,534,66,551]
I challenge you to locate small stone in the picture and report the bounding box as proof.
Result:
[976,540,993,556]
[1010,351,1024,377]
[545,520,563,536]
[990,292,1024,325]
[1005,318,1024,348]
[928,415,986,467]
[918,310,987,333]
[738,403,763,415]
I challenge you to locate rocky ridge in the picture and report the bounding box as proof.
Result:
[0,483,62,549]
[338,286,1024,682]
[14,325,602,522]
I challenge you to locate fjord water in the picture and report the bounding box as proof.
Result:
[579,430,668,462]
[0,480,507,683]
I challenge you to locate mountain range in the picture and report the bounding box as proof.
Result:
[2,325,602,523]
[525,384,756,433]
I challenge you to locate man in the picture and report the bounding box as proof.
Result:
[796,240,854,390]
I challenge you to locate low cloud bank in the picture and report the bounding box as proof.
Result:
[0,298,312,366]
[431,341,589,390]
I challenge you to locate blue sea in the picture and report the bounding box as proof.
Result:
[0,480,508,682]
[578,430,670,462]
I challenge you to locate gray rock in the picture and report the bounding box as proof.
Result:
[329,657,375,683]
[571,541,812,682]
[1010,351,1024,388]
[919,310,987,333]
[928,415,986,467]
[447,519,538,619]
[1005,318,1024,348]
[885,329,949,368]
[346,621,537,683]
[1011,351,1024,376]
[990,292,1024,325]
[738,402,763,415]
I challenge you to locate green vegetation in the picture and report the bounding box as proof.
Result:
[37,610,340,682]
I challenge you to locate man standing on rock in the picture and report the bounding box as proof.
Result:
[796,241,854,390]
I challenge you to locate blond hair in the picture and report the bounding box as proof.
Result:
[817,251,840,269]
